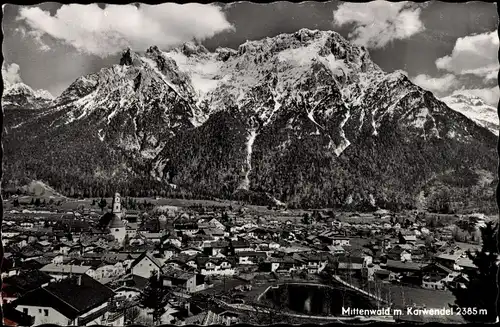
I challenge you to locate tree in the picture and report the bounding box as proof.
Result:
[98,198,107,212]
[139,271,171,325]
[124,302,141,324]
[424,235,434,249]
[122,233,130,249]
[34,198,41,207]
[301,213,311,225]
[12,198,19,207]
[91,199,96,206]
[449,221,498,323]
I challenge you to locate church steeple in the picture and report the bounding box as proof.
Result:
[108,192,126,243]
[112,193,121,215]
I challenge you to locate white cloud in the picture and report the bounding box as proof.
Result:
[2,63,23,87]
[451,87,499,107]
[16,26,51,52]
[333,1,424,49]
[17,3,234,58]
[412,73,457,94]
[436,30,499,81]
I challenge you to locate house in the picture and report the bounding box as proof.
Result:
[439,229,453,241]
[203,241,229,257]
[421,263,453,290]
[162,267,208,293]
[435,253,462,271]
[331,236,350,247]
[230,239,253,254]
[139,232,163,244]
[53,244,72,255]
[2,270,53,304]
[326,245,345,255]
[269,256,296,273]
[180,247,203,257]
[160,243,182,261]
[179,309,233,326]
[33,241,52,252]
[208,218,225,230]
[373,268,391,281]
[93,262,127,282]
[39,264,94,281]
[200,228,226,240]
[163,236,182,248]
[334,255,365,272]
[399,232,417,245]
[456,257,477,273]
[410,247,425,261]
[174,222,199,236]
[125,223,138,238]
[400,250,412,262]
[385,260,424,274]
[302,253,329,274]
[3,303,35,327]
[198,257,236,276]
[164,256,192,270]
[129,252,164,279]
[236,251,268,265]
[246,227,273,239]
[13,275,122,326]
[110,274,149,301]
[421,274,446,290]
[447,273,470,290]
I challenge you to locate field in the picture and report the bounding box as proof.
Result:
[4,195,311,218]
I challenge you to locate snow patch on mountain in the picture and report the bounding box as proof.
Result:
[34,89,54,100]
[3,82,54,109]
[333,110,351,156]
[412,108,430,129]
[98,129,105,142]
[277,40,323,66]
[239,129,258,190]
[162,50,222,98]
[442,93,499,136]
[319,54,350,78]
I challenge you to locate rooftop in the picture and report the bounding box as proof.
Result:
[14,275,115,320]
[40,264,92,274]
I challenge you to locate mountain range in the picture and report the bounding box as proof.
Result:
[441,93,498,136]
[2,29,497,212]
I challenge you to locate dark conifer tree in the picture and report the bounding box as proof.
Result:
[449,221,498,322]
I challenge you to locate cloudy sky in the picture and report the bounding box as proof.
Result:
[2,1,498,105]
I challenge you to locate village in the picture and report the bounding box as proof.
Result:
[0,192,495,326]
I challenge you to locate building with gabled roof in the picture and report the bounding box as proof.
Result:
[130,251,164,279]
[40,263,94,280]
[13,275,119,326]
[2,270,53,304]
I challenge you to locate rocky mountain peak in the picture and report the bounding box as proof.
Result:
[120,47,143,67]
[441,93,498,135]
[180,42,209,57]
[2,82,54,109]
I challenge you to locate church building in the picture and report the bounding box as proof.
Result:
[98,193,126,243]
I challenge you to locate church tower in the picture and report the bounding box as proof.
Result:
[109,192,126,243]
[112,193,122,219]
